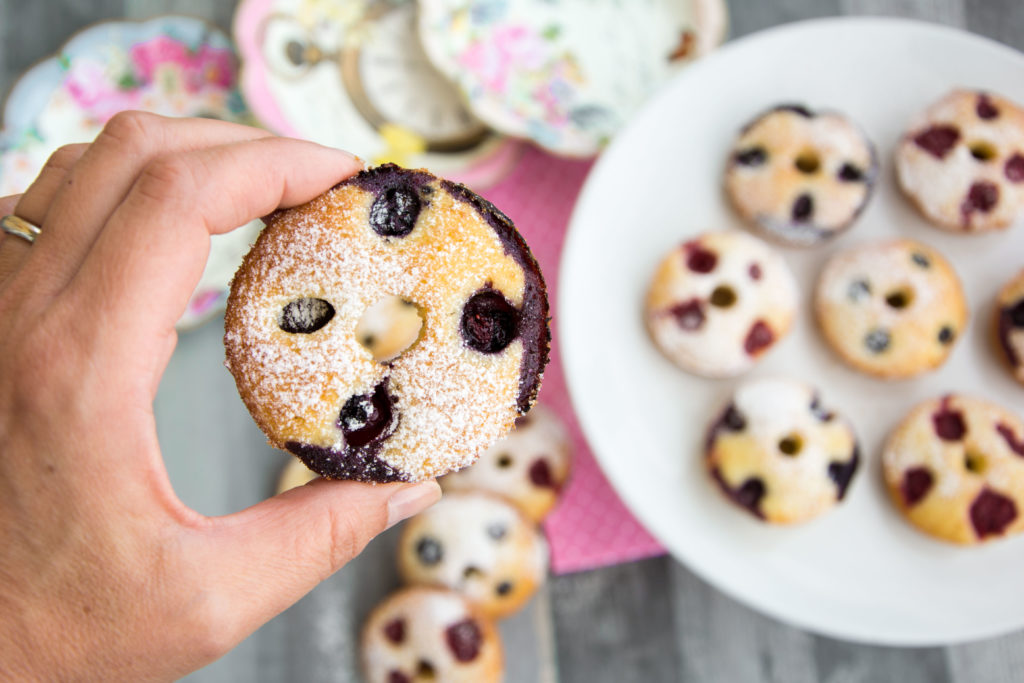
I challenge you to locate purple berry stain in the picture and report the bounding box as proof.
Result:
[977,94,1000,120]
[1005,154,1024,183]
[914,125,960,158]
[383,618,406,644]
[711,468,766,519]
[744,320,775,355]
[901,467,934,506]
[961,181,1000,218]
[932,400,967,441]
[970,488,1017,539]
[445,619,483,662]
[529,459,558,489]
[669,299,706,331]
[685,242,718,273]
[997,423,1024,457]
[749,263,762,281]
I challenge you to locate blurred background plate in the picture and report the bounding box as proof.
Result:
[561,17,1024,645]
[233,0,523,188]
[0,15,262,330]
[418,0,727,157]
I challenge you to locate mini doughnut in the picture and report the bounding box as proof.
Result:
[645,230,797,378]
[440,403,572,522]
[882,395,1024,544]
[397,492,548,619]
[725,104,877,246]
[705,377,860,524]
[995,269,1024,386]
[361,587,503,683]
[224,164,550,483]
[815,239,967,379]
[896,89,1024,232]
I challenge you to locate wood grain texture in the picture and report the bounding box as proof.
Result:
[671,563,818,683]
[549,558,681,683]
[725,0,844,38]
[841,0,965,24]
[965,0,1024,51]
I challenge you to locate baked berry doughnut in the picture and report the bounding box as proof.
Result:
[645,230,797,377]
[397,492,548,619]
[882,395,1024,544]
[896,89,1024,232]
[224,164,549,483]
[815,239,967,379]
[996,269,1024,386]
[725,104,877,246]
[361,587,503,683]
[705,378,859,524]
[440,403,572,522]
[275,456,317,494]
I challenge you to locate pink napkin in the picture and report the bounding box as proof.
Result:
[480,146,665,574]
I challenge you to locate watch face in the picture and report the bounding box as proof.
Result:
[342,1,489,152]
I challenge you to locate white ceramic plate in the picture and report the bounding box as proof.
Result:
[561,17,1024,645]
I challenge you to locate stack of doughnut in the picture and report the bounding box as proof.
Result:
[644,90,1024,543]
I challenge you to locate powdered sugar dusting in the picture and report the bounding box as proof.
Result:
[224,168,548,481]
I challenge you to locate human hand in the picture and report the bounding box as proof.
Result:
[0,112,441,681]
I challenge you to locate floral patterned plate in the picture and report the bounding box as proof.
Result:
[418,0,728,158]
[233,0,522,188]
[0,16,263,330]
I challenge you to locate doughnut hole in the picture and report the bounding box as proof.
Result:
[965,451,989,475]
[356,295,424,362]
[416,660,437,680]
[495,452,514,468]
[969,140,998,162]
[778,434,804,456]
[884,287,914,310]
[709,285,738,308]
[794,149,821,174]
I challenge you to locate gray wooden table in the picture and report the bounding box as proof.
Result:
[3,0,1024,681]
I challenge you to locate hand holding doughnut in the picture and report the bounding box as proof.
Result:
[0,112,440,680]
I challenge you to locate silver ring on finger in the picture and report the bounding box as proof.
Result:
[0,215,41,244]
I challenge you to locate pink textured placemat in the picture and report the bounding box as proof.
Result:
[480,146,665,574]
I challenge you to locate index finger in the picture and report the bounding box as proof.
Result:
[65,136,362,377]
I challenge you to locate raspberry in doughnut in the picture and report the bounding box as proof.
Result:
[440,403,572,522]
[224,164,549,483]
[896,89,1024,232]
[645,230,797,378]
[882,395,1024,544]
[361,587,503,683]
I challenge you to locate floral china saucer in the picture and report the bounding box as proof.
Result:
[417,0,728,157]
[233,0,522,188]
[0,15,262,330]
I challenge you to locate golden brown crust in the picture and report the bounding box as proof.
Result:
[224,165,549,482]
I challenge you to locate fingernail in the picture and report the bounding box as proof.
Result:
[386,480,441,529]
[325,145,365,168]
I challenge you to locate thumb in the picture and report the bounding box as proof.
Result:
[196,477,440,636]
